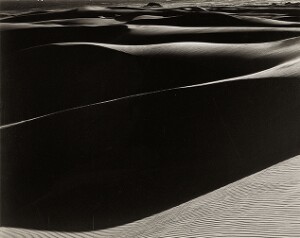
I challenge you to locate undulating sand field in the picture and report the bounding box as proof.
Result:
[1,2,300,236]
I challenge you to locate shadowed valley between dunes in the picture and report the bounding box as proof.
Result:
[1,3,300,234]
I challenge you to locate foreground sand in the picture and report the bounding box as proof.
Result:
[1,155,300,237]
[1,4,300,233]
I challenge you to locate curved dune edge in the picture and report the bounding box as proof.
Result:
[2,34,299,126]
[2,24,300,45]
[1,5,300,233]
[52,36,300,58]
[1,54,299,130]
[1,155,300,237]
[1,6,300,27]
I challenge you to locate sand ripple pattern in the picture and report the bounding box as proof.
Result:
[2,155,300,238]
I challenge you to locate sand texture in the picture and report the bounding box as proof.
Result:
[1,3,300,236]
[1,155,300,237]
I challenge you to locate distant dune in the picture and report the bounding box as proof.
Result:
[1,3,300,234]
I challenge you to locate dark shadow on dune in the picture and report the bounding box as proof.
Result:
[1,77,300,231]
[128,12,272,26]
[1,5,299,26]
[274,16,300,22]
[1,4,300,232]
[1,6,300,55]
[1,42,287,125]
[210,6,300,15]
[2,26,300,54]
[0,25,130,54]
[0,7,200,23]
[144,2,163,8]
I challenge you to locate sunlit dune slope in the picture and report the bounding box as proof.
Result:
[2,73,300,230]
[1,155,300,237]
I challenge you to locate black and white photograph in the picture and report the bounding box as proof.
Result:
[0,0,300,237]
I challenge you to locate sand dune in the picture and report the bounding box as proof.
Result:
[2,55,299,130]
[2,6,300,53]
[1,155,300,237]
[1,4,300,233]
[2,24,300,50]
[1,37,300,125]
[128,11,300,27]
[2,75,300,230]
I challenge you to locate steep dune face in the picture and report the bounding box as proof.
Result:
[1,4,300,233]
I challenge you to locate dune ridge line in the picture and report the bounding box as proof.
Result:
[1,55,299,130]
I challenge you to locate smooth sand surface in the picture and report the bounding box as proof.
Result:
[2,36,300,125]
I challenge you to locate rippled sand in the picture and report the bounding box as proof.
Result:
[2,155,300,237]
